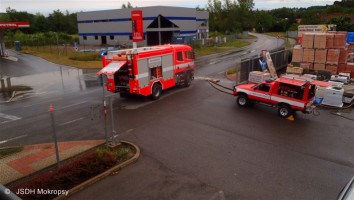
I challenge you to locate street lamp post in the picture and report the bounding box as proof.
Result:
[54,32,61,64]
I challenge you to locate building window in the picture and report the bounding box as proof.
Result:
[83,36,87,40]
[95,36,98,40]
[110,35,114,40]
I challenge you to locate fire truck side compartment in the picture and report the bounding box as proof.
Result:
[162,54,174,80]
[137,58,150,88]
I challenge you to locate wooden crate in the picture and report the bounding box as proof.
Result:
[326,49,340,65]
[286,67,303,74]
[326,33,334,49]
[333,33,347,49]
[346,62,354,71]
[303,48,315,62]
[338,48,348,64]
[292,45,303,62]
[338,63,346,73]
[300,62,313,69]
[315,49,327,64]
[302,33,314,49]
[314,33,327,49]
[314,63,325,71]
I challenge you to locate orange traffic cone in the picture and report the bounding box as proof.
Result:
[49,104,54,112]
[286,115,294,121]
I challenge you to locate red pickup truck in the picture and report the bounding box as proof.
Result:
[233,77,316,117]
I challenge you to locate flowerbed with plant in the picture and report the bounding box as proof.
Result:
[10,145,134,200]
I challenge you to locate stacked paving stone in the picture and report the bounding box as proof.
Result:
[292,31,354,77]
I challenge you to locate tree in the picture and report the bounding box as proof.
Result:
[48,10,66,33]
[254,11,273,33]
[33,13,49,32]
[121,2,133,9]
[127,2,133,8]
[327,16,354,31]
[300,10,322,25]
[5,7,35,33]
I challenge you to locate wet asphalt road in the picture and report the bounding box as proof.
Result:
[1,33,354,199]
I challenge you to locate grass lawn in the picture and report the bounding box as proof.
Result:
[195,39,251,56]
[16,38,253,68]
[19,46,102,69]
[263,32,287,38]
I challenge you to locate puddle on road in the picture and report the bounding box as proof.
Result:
[0,68,100,102]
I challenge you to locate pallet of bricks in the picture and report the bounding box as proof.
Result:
[291,31,354,78]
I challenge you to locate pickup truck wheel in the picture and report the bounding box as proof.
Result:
[278,105,292,118]
[237,95,249,107]
[151,84,162,100]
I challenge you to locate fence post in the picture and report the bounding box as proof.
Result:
[110,96,117,144]
[49,104,60,168]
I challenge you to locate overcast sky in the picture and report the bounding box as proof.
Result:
[0,0,337,15]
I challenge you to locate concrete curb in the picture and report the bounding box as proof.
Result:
[54,140,140,200]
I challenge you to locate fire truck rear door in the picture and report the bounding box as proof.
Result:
[97,61,127,75]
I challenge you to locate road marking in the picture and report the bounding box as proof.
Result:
[58,101,87,110]
[59,117,84,126]
[23,98,62,108]
[0,134,28,145]
[0,113,22,121]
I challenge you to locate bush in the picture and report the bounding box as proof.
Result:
[11,150,116,200]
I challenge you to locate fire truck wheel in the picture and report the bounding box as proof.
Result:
[278,105,292,118]
[184,72,192,87]
[151,83,162,100]
[237,95,249,107]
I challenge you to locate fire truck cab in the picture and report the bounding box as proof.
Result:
[98,44,194,100]
[233,77,316,117]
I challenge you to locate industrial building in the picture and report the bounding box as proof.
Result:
[77,6,209,46]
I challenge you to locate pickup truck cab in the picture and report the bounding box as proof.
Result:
[233,77,316,117]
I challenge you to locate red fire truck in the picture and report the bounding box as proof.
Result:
[233,76,317,117]
[98,44,195,100]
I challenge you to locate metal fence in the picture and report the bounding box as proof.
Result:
[286,31,298,39]
[237,48,291,84]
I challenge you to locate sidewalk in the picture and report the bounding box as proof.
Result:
[0,140,105,185]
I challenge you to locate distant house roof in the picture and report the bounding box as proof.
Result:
[320,13,354,23]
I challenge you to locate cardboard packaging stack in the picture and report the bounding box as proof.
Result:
[292,31,354,77]
[248,71,271,83]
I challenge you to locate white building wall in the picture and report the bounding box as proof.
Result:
[77,6,209,46]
